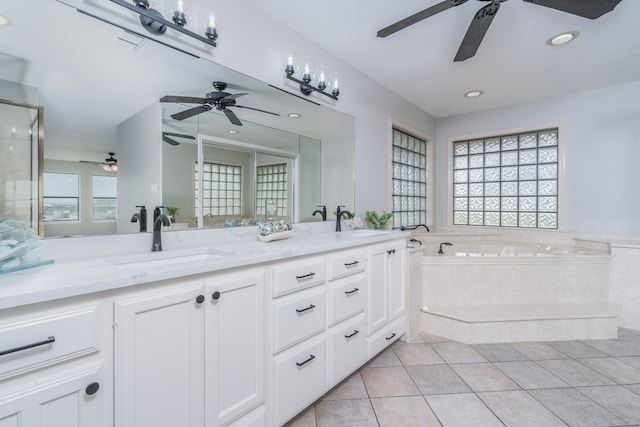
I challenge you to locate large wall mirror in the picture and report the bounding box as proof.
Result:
[0,1,354,238]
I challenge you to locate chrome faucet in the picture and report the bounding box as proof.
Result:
[130,205,147,233]
[400,224,430,232]
[335,206,353,232]
[152,206,171,252]
[312,205,327,221]
[438,242,453,254]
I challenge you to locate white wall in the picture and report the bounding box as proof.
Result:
[435,81,640,236]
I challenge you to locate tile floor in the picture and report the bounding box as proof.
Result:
[286,328,640,427]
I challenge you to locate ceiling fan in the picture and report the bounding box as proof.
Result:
[377,0,623,62]
[79,152,118,171]
[162,132,195,146]
[160,81,280,126]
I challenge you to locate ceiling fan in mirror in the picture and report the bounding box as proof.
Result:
[377,0,623,62]
[79,152,118,171]
[160,81,280,126]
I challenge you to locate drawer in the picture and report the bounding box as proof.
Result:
[327,249,365,281]
[273,334,326,426]
[273,287,326,353]
[328,314,366,388]
[0,305,99,380]
[272,256,326,297]
[366,316,405,360]
[328,274,366,327]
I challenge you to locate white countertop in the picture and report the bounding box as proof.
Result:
[0,223,408,310]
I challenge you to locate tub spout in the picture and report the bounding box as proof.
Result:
[401,224,430,232]
[438,242,453,255]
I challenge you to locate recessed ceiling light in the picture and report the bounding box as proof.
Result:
[227,130,238,134]
[0,13,11,26]
[547,31,579,46]
[464,90,483,98]
[288,113,301,118]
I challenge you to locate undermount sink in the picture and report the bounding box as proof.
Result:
[347,230,391,237]
[109,248,233,269]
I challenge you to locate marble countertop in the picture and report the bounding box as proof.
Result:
[0,224,408,310]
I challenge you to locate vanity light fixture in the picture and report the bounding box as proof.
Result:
[464,90,483,98]
[108,0,217,47]
[547,31,579,46]
[284,55,340,101]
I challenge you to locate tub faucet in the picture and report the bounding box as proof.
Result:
[152,206,171,252]
[130,205,147,233]
[335,206,353,232]
[438,242,453,255]
[312,205,327,221]
[400,224,430,232]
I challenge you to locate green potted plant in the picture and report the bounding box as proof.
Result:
[365,210,393,230]
[165,206,180,223]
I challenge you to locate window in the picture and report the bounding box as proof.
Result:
[452,128,559,228]
[391,128,427,229]
[43,172,79,221]
[256,163,288,217]
[93,175,117,220]
[196,161,241,216]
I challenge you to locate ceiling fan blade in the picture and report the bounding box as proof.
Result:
[162,135,181,146]
[163,132,196,140]
[223,108,243,126]
[377,0,468,38]
[454,0,501,62]
[160,95,209,104]
[234,105,280,116]
[221,92,249,101]
[522,0,622,19]
[171,104,212,121]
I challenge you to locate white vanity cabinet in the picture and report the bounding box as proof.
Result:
[114,268,266,427]
[365,239,407,358]
[0,298,111,427]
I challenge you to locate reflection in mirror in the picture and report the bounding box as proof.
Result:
[0,1,354,238]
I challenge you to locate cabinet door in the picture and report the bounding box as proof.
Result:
[114,283,205,427]
[366,247,388,336]
[0,366,102,427]
[388,246,406,321]
[205,269,266,426]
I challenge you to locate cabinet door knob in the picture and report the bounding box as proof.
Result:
[387,249,396,255]
[196,295,205,304]
[212,291,221,301]
[85,382,100,396]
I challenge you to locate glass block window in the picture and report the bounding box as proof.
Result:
[256,163,288,217]
[391,128,427,228]
[196,161,241,216]
[92,175,117,220]
[453,128,558,228]
[43,172,79,221]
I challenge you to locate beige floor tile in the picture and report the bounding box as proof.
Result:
[577,385,640,425]
[371,396,441,427]
[547,340,608,358]
[536,359,616,387]
[493,361,568,389]
[360,366,420,398]
[579,357,640,384]
[583,339,640,357]
[314,399,377,427]
[478,390,566,427]
[450,363,520,392]
[426,393,503,427]
[471,343,529,362]
[419,332,453,343]
[529,388,624,427]
[392,343,445,366]
[626,384,640,395]
[618,356,640,370]
[322,371,369,400]
[365,347,402,368]
[431,342,487,364]
[405,365,471,395]
[508,342,569,360]
[284,404,316,427]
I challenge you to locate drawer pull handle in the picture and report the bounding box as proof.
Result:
[385,333,397,341]
[387,249,396,255]
[0,336,55,356]
[85,382,100,396]
[296,354,316,367]
[296,304,316,314]
[344,288,360,295]
[345,329,360,339]
[295,272,316,280]
[344,261,359,267]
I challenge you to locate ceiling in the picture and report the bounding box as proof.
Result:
[246,0,640,118]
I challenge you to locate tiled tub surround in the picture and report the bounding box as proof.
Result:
[286,329,640,427]
[411,231,618,343]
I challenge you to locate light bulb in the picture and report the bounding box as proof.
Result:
[333,78,339,89]
[287,55,294,66]
[176,0,184,12]
[304,64,310,75]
